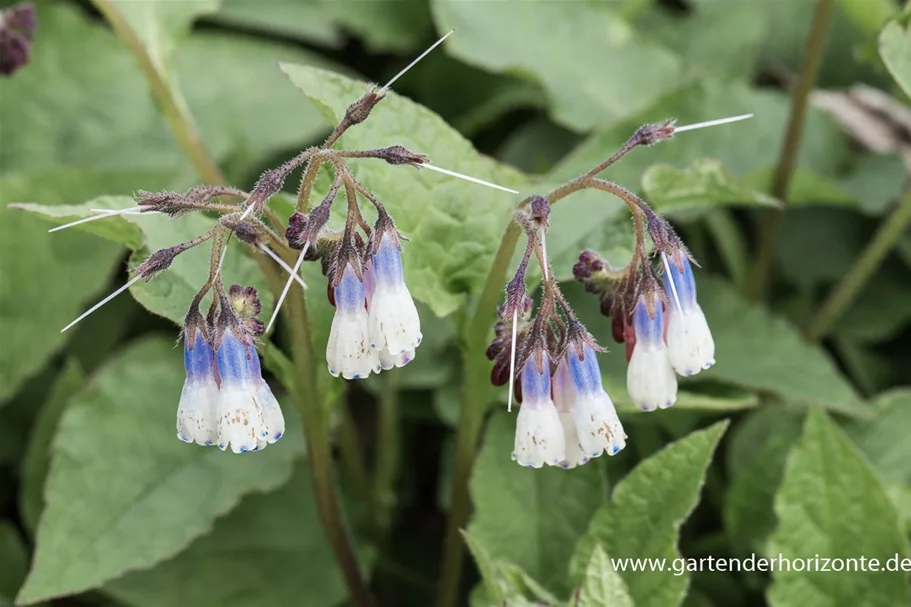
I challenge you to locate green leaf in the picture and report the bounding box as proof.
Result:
[645,0,769,79]
[467,412,606,595]
[213,0,341,46]
[0,522,27,607]
[432,0,682,132]
[723,404,806,553]
[768,408,911,607]
[846,389,911,485]
[837,0,897,36]
[880,16,911,100]
[0,169,171,403]
[641,159,781,214]
[278,63,526,318]
[697,277,867,418]
[834,273,911,344]
[19,361,87,535]
[104,462,347,607]
[577,543,635,607]
[17,338,305,605]
[13,196,272,327]
[570,422,728,607]
[463,531,512,605]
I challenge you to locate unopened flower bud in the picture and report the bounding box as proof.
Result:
[343,85,385,126]
[529,195,550,231]
[0,3,35,77]
[245,166,287,214]
[135,246,181,279]
[375,145,428,166]
[634,120,676,146]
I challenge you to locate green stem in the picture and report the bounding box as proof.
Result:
[804,190,911,341]
[748,0,834,300]
[285,291,375,607]
[372,372,400,543]
[91,0,224,186]
[435,223,520,607]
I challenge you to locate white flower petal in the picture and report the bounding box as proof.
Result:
[379,347,415,370]
[255,381,285,444]
[216,384,267,454]
[327,309,380,379]
[176,378,218,446]
[512,400,565,468]
[627,344,678,411]
[573,392,626,457]
[369,285,422,354]
[666,304,715,376]
[557,410,588,469]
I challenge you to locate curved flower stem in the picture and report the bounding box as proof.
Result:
[284,288,375,607]
[748,0,834,301]
[90,0,224,186]
[804,190,911,341]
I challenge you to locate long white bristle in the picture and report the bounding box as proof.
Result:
[259,244,308,290]
[507,309,518,413]
[421,163,519,194]
[673,113,754,134]
[60,274,144,333]
[382,29,454,90]
[239,204,254,221]
[265,242,309,334]
[661,252,683,315]
[49,206,143,233]
[539,226,548,281]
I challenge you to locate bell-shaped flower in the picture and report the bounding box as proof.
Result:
[244,342,285,446]
[551,359,588,469]
[563,337,625,458]
[368,231,422,358]
[327,262,380,379]
[512,352,565,468]
[663,253,715,376]
[176,325,219,446]
[214,327,271,453]
[627,293,678,411]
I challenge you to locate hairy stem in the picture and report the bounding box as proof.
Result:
[804,190,911,341]
[90,0,224,186]
[285,289,375,607]
[749,0,833,300]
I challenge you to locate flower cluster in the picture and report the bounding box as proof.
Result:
[574,211,715,412]
[488,115,739,468]
[487,199,625,469]
[176,285,285,453]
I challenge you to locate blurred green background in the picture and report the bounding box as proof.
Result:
[2,0,911,606]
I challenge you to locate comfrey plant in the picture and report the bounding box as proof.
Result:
[485,115,750,468]
[49,30,516,452]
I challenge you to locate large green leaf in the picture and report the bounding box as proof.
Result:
[641,159,780,214]
[846,389,911,485]
[577,543,635,607]
[467,412,606,595]
[13,196,272,327]
[279,63,527,317]
[0,170,171,403]
[17,338,305,605]
[463,532,560,607]
[215,0,431,52]
[570,422,728,607]
[768,408,911,607]
[880,13,911,100]
[697,277,867,417]
[19,361,87,535]
[431,0,682,132]
[723,404,806,553]
[104,462,347,607]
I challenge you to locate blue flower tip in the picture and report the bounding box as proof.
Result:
[204,440,213,446]
[240,446,249,453]
[273,432,283,440]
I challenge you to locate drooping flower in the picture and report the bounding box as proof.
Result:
[627,292,678,411]
[512,351,565,468]
[214,326,271,453]
[662,252,715,376]
[551,359,588,469]
[176,318,218,446]
[561,327,626,459]
[367,220,422,362]
[327,260,381,379]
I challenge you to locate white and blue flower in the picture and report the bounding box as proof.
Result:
[663,253,715,376]
[627,293,678,411]
[513,353,565,468]
[327,262,381,379]
[368,232,422,363]
[176,327,219,446]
